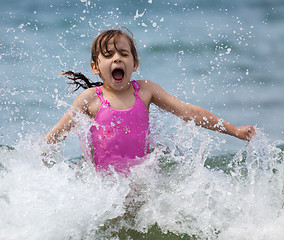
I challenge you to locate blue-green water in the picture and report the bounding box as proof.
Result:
[1,0,284,239]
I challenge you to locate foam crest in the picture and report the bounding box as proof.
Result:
[0,125,283,239]
[0,135,131,239]
[105,126,284,239]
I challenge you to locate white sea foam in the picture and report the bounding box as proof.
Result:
[1,124,283,239]
[0,135,130,239]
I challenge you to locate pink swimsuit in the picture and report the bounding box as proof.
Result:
[89,81,150,173]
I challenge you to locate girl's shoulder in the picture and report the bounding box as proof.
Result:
[72,87,101,117]
[135,80,162,93]
[135,79,156,89]
[73,87,99,107]
[134,80,162,106]
[76,87,98,100]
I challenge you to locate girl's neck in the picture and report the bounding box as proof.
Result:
[101,81,133,96]
[99,81,137,110]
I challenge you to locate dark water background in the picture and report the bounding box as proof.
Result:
[1,0,283,152]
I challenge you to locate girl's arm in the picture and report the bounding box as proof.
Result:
[44,111,75,144]
[147,81,255,141]
[44,88,94,144]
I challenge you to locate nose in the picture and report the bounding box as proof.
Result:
[113,52,122,63]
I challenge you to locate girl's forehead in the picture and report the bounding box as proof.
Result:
[104,36,131,50]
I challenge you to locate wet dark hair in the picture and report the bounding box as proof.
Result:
[63,71,103,92]
[63,27,138,92]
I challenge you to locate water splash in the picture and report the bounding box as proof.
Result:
[0,135,130,239]
[1,124,283,239]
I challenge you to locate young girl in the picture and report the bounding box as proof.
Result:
[44,28,255,174]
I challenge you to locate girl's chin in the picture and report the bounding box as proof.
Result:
[109,78,131,90]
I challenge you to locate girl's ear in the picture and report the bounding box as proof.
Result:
[133,60,139,72]
[91,61,100,75]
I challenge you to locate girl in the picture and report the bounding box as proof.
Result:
[44,28,255,174]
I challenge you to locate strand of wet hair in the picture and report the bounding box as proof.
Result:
[62,71,103,92]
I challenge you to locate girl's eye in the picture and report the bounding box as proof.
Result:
[102,50,129,58]
[103,51,114,57]
[121,52,129,57]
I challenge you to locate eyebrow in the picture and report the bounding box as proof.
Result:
[120,49,130,52]
[105,43,129,50]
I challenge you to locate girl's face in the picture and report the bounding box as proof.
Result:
[91,35,138,91]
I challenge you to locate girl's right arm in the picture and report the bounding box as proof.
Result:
[44,111,75,144]
[44,88,97,144]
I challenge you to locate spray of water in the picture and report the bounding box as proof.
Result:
[0,119,283,239]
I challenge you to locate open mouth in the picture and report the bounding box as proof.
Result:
[112,68,124,82]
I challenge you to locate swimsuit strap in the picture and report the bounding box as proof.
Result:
[132,80,140,97]
[95,86,108,105]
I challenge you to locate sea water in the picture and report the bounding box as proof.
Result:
[1,123,283,239]
[1,0,284,239]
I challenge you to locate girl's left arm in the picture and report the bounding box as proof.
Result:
[147,81,255,141]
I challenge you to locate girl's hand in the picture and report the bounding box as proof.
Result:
[235,126,256,141]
